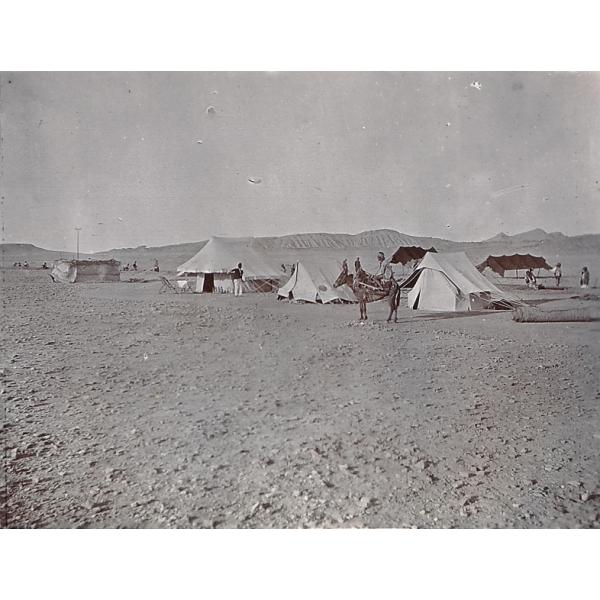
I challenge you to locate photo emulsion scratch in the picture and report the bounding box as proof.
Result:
[1,72,599,529]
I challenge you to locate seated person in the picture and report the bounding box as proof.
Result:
[524,268,537,289]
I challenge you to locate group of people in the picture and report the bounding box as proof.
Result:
[12,261,48,269]
[121,259,160,273]
[122,262,138,272]
[525,263,591,289]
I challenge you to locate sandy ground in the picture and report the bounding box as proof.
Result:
[1,269,599,528]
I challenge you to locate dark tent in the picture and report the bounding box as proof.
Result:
[476,254,552,277]
[390,246,437,265]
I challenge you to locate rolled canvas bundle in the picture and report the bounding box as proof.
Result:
[513,306,595,323]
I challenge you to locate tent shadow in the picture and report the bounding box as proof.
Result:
[524,297,570,307]
[390,310,509,324]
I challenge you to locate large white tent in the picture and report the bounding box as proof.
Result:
[177,236,283,293]
[277,261,356,304]
[401,252,519,311]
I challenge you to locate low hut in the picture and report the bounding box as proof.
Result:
[51,259,121,283]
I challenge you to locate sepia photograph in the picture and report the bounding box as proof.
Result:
[2,1,600,597]
[2,70,599,533]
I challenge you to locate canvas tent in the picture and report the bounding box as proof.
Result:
[390,246,436,265]
[177,236,282,293]
[277,261,356,303]
[476,254,552,277]
[401,252,519,311]
[51,259,121,283]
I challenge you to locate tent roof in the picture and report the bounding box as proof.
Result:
[390,246,436,265]
[278,260,356,303]
[401,251,519,302]
[177,236,282,278]
[476,254,552,276]
[56,259,120,267]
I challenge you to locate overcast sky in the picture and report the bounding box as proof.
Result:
[2,71,599,252]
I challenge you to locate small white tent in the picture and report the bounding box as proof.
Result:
[401,252,519,311]
[177,236,282,293]
[277,261,356,304]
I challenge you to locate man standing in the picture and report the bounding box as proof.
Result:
[374,251,393,280]
[231,262,244,296]
[552,263,562,287]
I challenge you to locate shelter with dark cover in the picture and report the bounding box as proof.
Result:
[390,246,436,265]
[476,254,552,277]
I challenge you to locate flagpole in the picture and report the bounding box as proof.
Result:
[75,227,81,261]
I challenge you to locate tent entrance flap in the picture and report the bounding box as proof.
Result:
[203,273,214,293]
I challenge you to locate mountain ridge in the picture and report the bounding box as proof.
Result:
[2,228,599,271]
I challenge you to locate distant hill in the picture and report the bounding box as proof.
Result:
[253,229,450,251]
[2,228,599,272]
[0,243,94,265]
[485,228,567,243]
[91,241,208,269]
[478,229,600,256]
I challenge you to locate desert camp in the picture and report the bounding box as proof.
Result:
[2,71,599,544]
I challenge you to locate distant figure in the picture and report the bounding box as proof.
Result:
[341,259,349,275]
[290,264,295,276]
[17,262,22,268]
[281,263,286,273]
[580,266,590,288]
[124,263,130,272]
[13,262,17,268]
[153,259,160,273]
[354,257,362,273]
[230,262,244,296]
[132,261,138,271]
[41,262,48,269]
[23,261,29,269]
[552,263,562,287]
[525,268,537,289]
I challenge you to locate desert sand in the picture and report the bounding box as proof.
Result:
[2,269,599,528]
